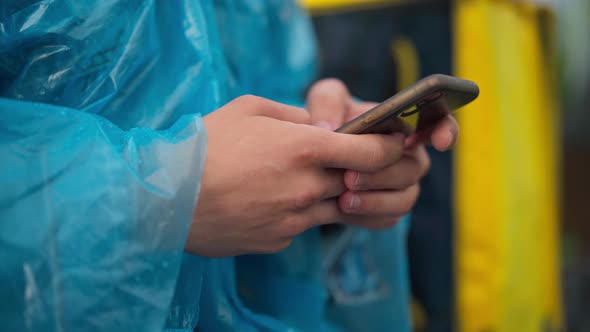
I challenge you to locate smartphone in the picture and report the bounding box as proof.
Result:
[335,74,479,135]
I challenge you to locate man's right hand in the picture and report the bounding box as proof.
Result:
[187,95,405,257]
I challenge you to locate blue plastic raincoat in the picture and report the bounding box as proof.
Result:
[0,1,410,331]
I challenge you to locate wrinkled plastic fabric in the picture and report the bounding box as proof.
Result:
[0,1,411,331]
[0,1,218,331]
[236,220,411,332]
[0,101,205,332]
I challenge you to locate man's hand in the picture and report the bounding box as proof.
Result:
[189,95,407,257]
[306,79,460,229]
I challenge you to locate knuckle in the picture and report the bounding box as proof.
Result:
[393,143,405,162]
[397,203,412,217]
[379,216,403,229]
[299,111,312,124]
[260,239,293,254]
[231,95,264,113]
[292,144,321,166]
[398,185,420,216]
[291,188,321,210]
[277,215,308,237]
[235,94,262,105]
[419,150,431,176]
[275,239,293,252]
[413,183,421,199]
[405,150,431,184]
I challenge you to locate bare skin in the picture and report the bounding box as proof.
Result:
[306,79,459,229]
[187,79,460,258]
[188,95,405,257]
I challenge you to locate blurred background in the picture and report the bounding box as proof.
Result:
[300,0,590,331]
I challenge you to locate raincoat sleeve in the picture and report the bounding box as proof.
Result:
[0,99,207,332]
[0,1,212,331]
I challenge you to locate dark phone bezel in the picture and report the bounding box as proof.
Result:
[335,74,480,135]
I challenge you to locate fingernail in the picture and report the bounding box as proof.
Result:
[444,130,454,150]
[314,121,336,131]
[353,172,364,189]
[348,195,361,211]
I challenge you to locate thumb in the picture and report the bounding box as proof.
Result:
[306,79,351,130]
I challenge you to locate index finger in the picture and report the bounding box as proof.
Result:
[405,114,459,151]
[313,130,405,172]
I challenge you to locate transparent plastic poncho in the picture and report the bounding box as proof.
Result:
[0,1,410,331]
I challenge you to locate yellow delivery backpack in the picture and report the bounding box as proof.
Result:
[454,1,562,331]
